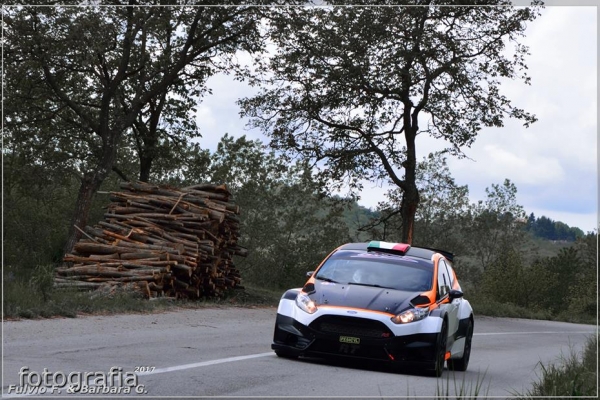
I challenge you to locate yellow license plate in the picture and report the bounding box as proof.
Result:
[339,336,360,344]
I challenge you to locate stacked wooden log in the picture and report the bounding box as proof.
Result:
[56,181,247,299]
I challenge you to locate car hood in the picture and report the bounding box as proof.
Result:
[309,280,422,315]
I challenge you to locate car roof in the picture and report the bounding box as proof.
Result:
[337,242,453,263]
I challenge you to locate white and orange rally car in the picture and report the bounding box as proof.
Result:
[272,241,474,377]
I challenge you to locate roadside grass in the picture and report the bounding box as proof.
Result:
[514,335,598,398]
[3,279,174,319]
[425,336,597,400]
[3,277,282,320]
[469,295,597,325]
[220,285,283,307]
[434,368,490,399]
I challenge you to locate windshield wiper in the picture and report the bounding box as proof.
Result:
[316,276,339,283]
[347,282,393,289]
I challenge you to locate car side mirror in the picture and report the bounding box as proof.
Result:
[448,289,464,300]
[306,271,315,277]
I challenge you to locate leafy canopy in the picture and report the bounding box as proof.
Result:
[240,2,541,242]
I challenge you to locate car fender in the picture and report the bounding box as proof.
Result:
[277,289,301,317]
[422,306,446,334]
[457,299,474,321]
[448,299,473,358]
[455,298,474,340]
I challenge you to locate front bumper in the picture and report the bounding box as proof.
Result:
[272,313,438,365]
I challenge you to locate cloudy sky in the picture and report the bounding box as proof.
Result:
[195,5,598,233]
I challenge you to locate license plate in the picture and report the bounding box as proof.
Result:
[339,336,360,344]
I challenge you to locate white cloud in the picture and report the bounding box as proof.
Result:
[194,73,262,150]
[436,6,598,232]
[481,144,566,185]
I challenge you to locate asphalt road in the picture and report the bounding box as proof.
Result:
[2,307,596,398]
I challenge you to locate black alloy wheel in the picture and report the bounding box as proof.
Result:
[428,320,448,377]
[448,319,473,371]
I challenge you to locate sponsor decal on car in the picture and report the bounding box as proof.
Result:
[339,336,360,344]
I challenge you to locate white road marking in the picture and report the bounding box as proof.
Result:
[136,351,275,376]
[474,331,594,336]
[2,352,275,398]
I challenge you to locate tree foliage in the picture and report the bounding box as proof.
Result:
[241,1,541,243]
[526,213,585,241]
[206,135,351,289]
[467,179,526,270]
[363,153,471,252]
[482,234,597,319]
[4,4,263,256]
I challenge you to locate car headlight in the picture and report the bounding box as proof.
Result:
[296,293,317,314]
[391,307,429,324]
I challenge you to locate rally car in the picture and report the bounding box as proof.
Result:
[271,241,474,377]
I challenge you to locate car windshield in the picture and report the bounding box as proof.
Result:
[315,253,433,292]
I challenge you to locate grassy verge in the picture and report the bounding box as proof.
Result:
[426,336,597,400]
[469,295,597,325]
[3,277,282,320]
[435,369,490,399]
[3,279,173,319]
[516,335,598,398]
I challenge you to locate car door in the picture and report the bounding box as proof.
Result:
[437,259,459,341]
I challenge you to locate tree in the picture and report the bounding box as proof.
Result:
[408,153,470,252]
[240,1,540,244]
[205,135,351,289]
[568,233,597,316]
[4,4,263,256]
[359,152,470,252]
[482,246,529,307]
[467,179,526,270]
[526,212,536,232]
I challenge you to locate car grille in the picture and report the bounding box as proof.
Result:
[310,315,392,338]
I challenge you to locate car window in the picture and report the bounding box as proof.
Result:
[437,259,451,299]
[442,260,454,287]
[315,254,433,292]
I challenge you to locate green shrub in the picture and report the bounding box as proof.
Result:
[3,276,173,319]
[435,369,490,399]
[516,336,598,398]
[29,264,56,302]
[468,294,553,321]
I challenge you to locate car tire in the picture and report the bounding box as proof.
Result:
[274,350,298,359]
[448,319,473,372]
[427,320,448,377]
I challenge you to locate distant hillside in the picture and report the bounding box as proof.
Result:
[342,201,585,245]
[342,202,380,242]
[524,213,585,242]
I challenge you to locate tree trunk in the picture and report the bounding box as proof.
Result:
[401,183,419,245]
[63,133,118,257]
[62,172,104,257]
[401,124,419,245]
[139,152,153,183]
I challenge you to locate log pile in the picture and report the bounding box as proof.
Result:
[56,181,247,299]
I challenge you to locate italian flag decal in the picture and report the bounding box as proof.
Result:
[367,241,411,254]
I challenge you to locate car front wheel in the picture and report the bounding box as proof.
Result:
[448,319,473,371]
[428,320,448,377]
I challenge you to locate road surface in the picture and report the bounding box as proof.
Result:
[2,307,596,398]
